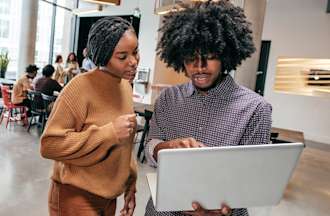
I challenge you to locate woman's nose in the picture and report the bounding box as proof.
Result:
[129,55,139,67]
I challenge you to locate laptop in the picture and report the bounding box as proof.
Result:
[146,142,304,211]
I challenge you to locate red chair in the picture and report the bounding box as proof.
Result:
[0,85,28,128]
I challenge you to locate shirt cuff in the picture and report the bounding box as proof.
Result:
[145,138,163,168]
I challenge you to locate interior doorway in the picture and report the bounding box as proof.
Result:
[255,40,271,96]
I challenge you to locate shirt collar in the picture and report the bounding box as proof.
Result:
[184,75,238,99]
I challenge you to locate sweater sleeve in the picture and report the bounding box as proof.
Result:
[126,153,138,193]
[40,96,120,167]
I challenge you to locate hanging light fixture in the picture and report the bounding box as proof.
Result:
[154,0,213,15]
[154,0,183,15]
[133,0,141,18]
[72,4,103,16]
[82,0,121,6]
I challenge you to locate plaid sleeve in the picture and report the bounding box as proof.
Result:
[145,138,163,167]
[144,91,168,167]
[240,101,272,145]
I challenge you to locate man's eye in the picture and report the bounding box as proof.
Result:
[185,57,195,63]
[207,55,217,60]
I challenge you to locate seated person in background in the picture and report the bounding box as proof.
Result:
[35,64,62,96]
[144,1,272,216]
[53,55,65,85]
[81,47,96,72]
[12,64,38,110]
[64,52,80,83]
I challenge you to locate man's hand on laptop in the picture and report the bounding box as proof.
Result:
[183,202,232,216]
[153,138,204,161]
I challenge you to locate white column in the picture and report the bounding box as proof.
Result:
[17,0,39,78]
[234,0,267,90]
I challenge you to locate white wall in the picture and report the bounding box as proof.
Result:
[262,0,330,143]
[79,0,160,104]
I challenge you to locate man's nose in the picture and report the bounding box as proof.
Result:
[193,59,207,70]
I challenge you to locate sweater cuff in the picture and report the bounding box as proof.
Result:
[100,122,120,145]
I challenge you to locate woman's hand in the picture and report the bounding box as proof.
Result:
[120,190,136,216]
[113,114,137,142]
[183,202,232,216]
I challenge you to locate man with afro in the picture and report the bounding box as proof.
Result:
[144,1,272,216]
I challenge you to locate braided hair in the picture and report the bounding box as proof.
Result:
[87,17,135,67]
[157,0,255,73]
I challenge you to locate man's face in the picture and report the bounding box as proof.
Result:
[27,71,37,79]
[184,55,222,91]
[83,49,88,57]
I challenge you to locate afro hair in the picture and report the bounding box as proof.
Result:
[157,0,256,73]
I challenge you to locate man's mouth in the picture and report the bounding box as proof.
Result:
[193,74,210,84]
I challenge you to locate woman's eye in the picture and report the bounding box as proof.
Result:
[118,55,127,60]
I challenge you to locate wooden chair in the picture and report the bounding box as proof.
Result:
[0,85,28,128]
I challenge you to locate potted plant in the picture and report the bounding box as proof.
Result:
[0,51,10,78]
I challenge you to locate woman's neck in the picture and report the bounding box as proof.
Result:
[98,66,121,80]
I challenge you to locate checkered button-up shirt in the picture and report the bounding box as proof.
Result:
[144,75,272,216]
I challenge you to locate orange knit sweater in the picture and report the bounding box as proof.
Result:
[40,69,137,199]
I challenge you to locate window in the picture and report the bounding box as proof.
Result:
[52,0,75,64]
[274,57,330,97]
[0,19,9,38]
[0,0,21,78]
[34,0,53,68]
[35,0,75,67]
[0,0,10,15]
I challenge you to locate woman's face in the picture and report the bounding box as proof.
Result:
[69,54,75,61]
[106,30,139,82]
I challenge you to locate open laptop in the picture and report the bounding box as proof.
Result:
[146,142,304,211]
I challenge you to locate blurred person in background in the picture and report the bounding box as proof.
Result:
[12,64,39,113]
[81,47,96,72]
[53,55,65,85]
[65,52,80,83]
[35,64,62,96]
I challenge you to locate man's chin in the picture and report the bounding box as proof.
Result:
[193,82,212,91]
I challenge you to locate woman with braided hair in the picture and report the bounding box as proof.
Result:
[40,17,139,216]
[144,1,272,216]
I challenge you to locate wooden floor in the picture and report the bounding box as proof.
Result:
[0,123,329,216]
